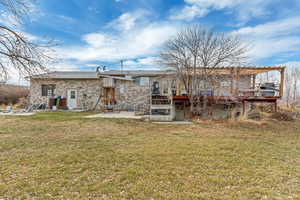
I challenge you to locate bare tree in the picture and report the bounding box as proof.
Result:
[284,69,293,107]
[283,67,300,107]
[160,25,248,115]
[292,68,300,106]
[0,0,51,82]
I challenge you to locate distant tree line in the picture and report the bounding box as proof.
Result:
[0,84,29,105]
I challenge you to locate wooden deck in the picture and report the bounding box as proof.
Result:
[172,95,280,114]
[172,95,280,103]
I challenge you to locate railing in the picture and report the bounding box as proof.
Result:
[151,95,171,105]
[239,83,279,97]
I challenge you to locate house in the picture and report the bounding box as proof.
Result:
[29,66,285,120]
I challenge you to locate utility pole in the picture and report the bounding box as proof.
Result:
[120,60,124,72]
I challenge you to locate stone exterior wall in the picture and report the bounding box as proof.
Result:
[113,79,151,112]
[30,79,102,110]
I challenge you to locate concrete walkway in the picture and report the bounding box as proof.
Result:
[85,111,145,119]
[152,121,193,125]
[0,112,35,116]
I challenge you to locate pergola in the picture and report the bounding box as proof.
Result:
[189,66,286,97]
[175,66,286,115]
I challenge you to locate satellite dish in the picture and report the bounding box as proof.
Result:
[96,66,107,72]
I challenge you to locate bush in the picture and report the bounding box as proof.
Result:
[247,112,262,120]
[16,97,29,109]
[270,112,294,121]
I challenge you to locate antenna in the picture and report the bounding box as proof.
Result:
[120,60,124,72]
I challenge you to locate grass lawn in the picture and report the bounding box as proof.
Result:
[0,112,300,199]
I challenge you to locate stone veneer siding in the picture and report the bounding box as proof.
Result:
[30,79,102,110]
[30,74,252,112]
[110,79,151,112]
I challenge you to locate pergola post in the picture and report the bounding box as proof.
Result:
[279,67,285,97]
[235,67,240,95]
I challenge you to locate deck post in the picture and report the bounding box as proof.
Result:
[235,67,240,95]
[176,80,180,96]
[242,100,246,116]
[230,68,234,94]
[279,67,285,97]
[252,74,256,89]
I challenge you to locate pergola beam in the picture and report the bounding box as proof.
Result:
[191,66,286,76]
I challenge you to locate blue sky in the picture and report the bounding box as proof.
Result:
[2,0,300,82]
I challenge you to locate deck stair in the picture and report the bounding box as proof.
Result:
[150,95,174,121]
[151,95,171,105]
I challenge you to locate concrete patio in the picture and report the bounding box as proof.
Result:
[85,111,146,119]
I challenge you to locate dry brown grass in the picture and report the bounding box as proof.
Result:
[0,112,300,199]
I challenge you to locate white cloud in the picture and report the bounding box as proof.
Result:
[0,12,20,27]
[49,61,81,71]
[235,17,300,38]
[106,9,150,32]
[171,4,209,20]
[56,20,179,63]
[82,33,114,47]
[233,16,300,60]
[123,57,161,70]
[170,0,275,22]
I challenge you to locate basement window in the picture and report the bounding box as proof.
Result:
[41,84,56,96]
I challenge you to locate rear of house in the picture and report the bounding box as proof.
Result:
[30,72,102,110]
[29,66,285,121]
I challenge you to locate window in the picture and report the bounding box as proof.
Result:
[220,80,230,87]
[140,77,149,86]
[135,77,150,86]
[41,84,55,96]
[103,78,114,87]
[200,90,214,96]
[152,81,160,95]
[70,91,76,99]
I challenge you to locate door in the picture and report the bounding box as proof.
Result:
[103,87,116,105]
[67,90,77,109]
[175,103,185,121]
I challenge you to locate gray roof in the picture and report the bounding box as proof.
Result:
[30,71,99,79]
[99,70,175,76]
[30,70,175,79]
[30,66,284,80]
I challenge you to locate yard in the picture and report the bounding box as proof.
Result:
[0,112,300,199]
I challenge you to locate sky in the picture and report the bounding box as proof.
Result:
[2,0,300,84]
